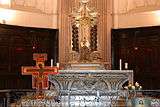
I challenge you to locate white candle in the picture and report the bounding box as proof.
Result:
[51,59,53,67]
[125,62,128,69]
[97,91,100,97]
[56,63,59,67]
[119,59,122,70]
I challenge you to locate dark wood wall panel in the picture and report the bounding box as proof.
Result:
[0,24,58,89]
[112,26,160,89]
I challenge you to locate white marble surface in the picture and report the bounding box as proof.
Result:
[49,69,134,91]
[59,69,133,73]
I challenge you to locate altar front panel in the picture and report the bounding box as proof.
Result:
[49,70,133,93]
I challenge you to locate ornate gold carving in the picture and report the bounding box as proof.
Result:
[59,0,112,64]
[71,0,98,50]
[69,0,101,63]
[79,44,91,62]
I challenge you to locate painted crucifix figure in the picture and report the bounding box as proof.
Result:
[21,53,59,90]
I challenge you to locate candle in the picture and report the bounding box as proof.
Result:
[57,63,59,67]
[119,59,122,70]
[97,91,100,97]
[51,59,53,67]
[125,62,128,69]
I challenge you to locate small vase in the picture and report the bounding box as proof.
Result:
[131,97,151,107]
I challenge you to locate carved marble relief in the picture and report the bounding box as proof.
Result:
[49,70,134,93]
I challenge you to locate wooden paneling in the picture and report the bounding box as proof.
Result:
[0,24,58,89]
[112,26,160,89]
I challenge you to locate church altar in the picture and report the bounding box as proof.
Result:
[48,69,133,106]
[49,69,133,92]
[47,0,134,95]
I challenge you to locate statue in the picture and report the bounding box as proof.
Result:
[79,37,91,62]
[70,0,101,63]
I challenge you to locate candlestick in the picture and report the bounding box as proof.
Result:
[51,59,53,67]
[56,63,59,68]
[125,62,128,69]
[119,59,122,70]
[97,90,100,97]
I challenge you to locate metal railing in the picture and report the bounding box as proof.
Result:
[0,89,159,107]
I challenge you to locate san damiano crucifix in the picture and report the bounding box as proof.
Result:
[21,53,59,90]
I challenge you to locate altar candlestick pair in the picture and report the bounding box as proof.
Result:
[119,59,128,70]
[51,59,59,67]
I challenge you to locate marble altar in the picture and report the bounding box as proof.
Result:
[49,69,133,106]
[49,69,133,92]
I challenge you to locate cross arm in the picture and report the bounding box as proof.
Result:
[21,66,39,75]
[43,66,59,75]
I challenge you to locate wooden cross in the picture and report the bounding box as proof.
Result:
[21,53,59,90]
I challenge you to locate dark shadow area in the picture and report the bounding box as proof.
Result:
[0,24,59,89]
[112,26,160,89]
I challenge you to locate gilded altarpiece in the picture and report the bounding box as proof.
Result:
[59,0,112,67]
